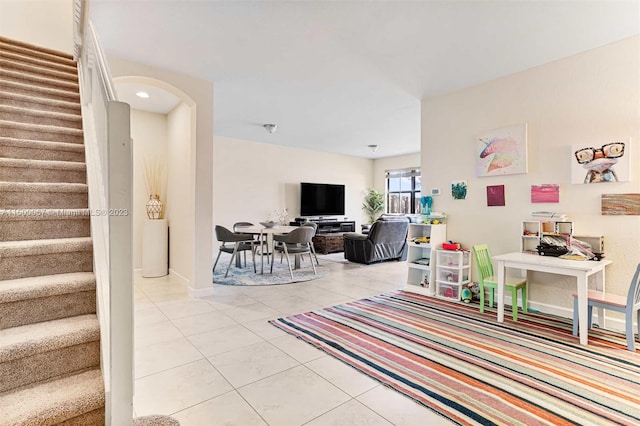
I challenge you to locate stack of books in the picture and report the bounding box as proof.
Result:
[531,211,568,221]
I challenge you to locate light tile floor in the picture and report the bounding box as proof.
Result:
[134,255,454,426]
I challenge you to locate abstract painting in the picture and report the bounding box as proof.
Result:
[571,140,630,184]
[451,180,467,200]
[476,124,528,177]
[486,185,505,207]
[531,184,560,203]
[602,194,640,215]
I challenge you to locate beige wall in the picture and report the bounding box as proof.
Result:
[213,136,374,231]
[109,58,214,295]
[130,109,168,269]
[0,0,73,53]
[373,152,421,210]
[166,103,193,280]
[421,36,640,316]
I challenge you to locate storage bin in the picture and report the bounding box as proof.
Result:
[436,282,461,301]
[436,250,470,267]
[437,266,469,284]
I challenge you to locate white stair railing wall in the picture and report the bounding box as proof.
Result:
[74,1,134,424]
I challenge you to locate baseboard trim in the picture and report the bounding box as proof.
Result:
[169,269,189,286]
[189,286,215,298]
[526,300,629,333]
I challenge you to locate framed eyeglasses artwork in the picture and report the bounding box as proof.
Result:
[571,140,630,183]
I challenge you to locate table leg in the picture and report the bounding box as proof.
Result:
[260,231,265,274]
[593,269,606,329]
[497,260,505,322]
[577,274,588,345]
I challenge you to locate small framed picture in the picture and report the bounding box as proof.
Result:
[487,185,505,207]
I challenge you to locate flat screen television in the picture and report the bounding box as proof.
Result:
[300,182,345,217]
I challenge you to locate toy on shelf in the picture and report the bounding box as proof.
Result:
[442,241,461,251]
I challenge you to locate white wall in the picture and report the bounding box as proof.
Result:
[421,37,640,314]
[109,58,214,295]
[130,109,168,269]
[213,136,374,230]
[0,0,73,53]
[166,103,192,280]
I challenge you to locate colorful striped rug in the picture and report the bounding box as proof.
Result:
[270,291,640,426]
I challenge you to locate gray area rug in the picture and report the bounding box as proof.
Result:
[213,256,327,285]
[318,252,350,264]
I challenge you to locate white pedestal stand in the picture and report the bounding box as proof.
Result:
[142,219,168,278]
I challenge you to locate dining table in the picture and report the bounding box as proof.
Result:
[234,224,299,274]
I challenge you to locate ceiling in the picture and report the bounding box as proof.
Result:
[90,1,640,159]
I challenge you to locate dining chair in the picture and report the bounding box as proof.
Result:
[233,221,269,265]
[213,225,257,277]
[472,244,528,321]
[301,221,320,266]
[572,263,640,351]
[271,227,316,280]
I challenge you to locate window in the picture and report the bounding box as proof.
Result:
[386,168,421,214]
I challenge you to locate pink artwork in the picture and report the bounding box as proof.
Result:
[476,124,528,177]
[486,185,505,207]
[531,184,559,203]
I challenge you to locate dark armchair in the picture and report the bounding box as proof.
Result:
[343,215,410,264]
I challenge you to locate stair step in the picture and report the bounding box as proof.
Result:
[0,119,83,144]
[0,90,81,115]
[0,104,82,130]
[0,272,95,304]
[0,314,100,393]
[0,67,79,93]
[0,78,79,103]
[0,37,75,66]
[0,367,104,424]
[0,157,86,184]
[0,237,93,280]
[0,182,88,209]
[0,273,96,329]
[0,49,77,77]
[0,137,85,162]
[0,57,78,84]
[0,208,90,241]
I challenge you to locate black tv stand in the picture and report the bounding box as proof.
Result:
[290,218,355,234]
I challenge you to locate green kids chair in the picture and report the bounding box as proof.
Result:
[472,244,528,321]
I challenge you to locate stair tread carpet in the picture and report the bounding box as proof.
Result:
[0,104,81,124]
[0,368,104,425]
[0,49,77,76]
[0,237,92,257]
[0,137,85,161]
[0,208,89,220]
[0,119,83,137]
[0,90,81,113]
[0,157,86,172]
[0,314,99,362]
[0,35,105,424]
[0,37,75,64]
[0,67,79,91]
[0,58,78,82]
[0,272,95,303]
[0,181,88,193]
[0,78,80,102]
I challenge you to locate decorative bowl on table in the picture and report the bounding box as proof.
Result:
[260,221,276,228]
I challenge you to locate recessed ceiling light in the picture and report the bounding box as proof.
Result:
[136,91,150,99]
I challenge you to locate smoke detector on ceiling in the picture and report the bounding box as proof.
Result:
[263,124,278,134]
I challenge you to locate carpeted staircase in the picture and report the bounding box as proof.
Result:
[0,36,105,424]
